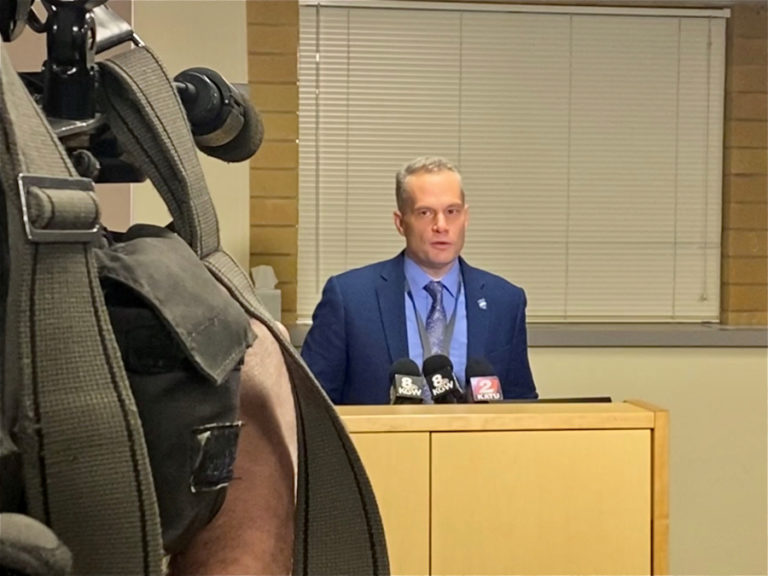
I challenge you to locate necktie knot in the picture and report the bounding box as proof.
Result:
[425,280,443,304]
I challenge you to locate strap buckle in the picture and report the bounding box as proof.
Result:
[17,174,101,243]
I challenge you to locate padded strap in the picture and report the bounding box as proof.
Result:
[286,352,390,576]
[204,252,390,575]
[98,47,221,259]
[0,44,164,575]
[101,47,390,576]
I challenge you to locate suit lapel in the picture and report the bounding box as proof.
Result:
[462,259,489,360]
[376,253,408,365]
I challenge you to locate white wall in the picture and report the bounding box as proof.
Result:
[531,347,767,575]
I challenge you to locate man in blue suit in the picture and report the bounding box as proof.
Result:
[301,157,537,404]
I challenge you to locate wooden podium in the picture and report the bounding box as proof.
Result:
[338,401,668,576]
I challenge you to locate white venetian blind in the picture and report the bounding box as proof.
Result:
[297,2,726,322]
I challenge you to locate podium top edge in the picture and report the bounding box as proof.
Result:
[337,401,659,433]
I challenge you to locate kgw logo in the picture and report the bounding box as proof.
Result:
[397,376,422,396]
[431,374,454,394]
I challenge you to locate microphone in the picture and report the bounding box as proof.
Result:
[422,354,463,404]
[388,358,425,404]
[173,67,264,162]
[465,358,504,403]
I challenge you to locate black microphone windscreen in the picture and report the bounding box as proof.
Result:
[389,357,424,404]
[422,354,453,377]
[464,357,503,403]
[465,357,496,381]
[389,358,422,382]
[423,354,461,404]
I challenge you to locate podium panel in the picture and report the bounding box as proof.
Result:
[351,433,430,576]
[431,429,651,575]
[342,401,668,576]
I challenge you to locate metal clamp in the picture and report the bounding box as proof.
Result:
[17,173,101,243]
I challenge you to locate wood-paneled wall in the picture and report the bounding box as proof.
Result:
[247,0,300,324]
[721,1,768,325]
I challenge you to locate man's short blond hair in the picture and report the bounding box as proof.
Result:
[395,156,464,212]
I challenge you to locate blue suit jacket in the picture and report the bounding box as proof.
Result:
[301,253,537,404]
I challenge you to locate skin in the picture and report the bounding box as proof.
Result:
[170,319,296,576]
[394,170,469,278]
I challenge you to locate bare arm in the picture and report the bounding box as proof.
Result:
[171,319,297,575]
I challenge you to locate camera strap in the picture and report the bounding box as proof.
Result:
[99,46,389,576]
[0,42,164,575]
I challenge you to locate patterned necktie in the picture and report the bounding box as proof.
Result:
[424,280,447,355]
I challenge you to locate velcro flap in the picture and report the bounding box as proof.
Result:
[95,226,255,384]
[191,422,242,493]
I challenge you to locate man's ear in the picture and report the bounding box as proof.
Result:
[393,210,406,237]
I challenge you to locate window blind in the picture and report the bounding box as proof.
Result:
[297,2,726,322]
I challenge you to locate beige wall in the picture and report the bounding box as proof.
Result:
[531,346,767,575]
[133,0,251,269]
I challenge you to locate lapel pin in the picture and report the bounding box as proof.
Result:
[477,298,487,310]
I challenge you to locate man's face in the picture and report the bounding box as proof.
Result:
[394,170,469,277]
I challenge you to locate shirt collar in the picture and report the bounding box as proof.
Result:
[403,255,460,298]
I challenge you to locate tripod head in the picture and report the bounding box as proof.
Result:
[3,0,138,116]
[0,0,262,182]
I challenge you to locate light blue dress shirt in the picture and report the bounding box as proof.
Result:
[403,256,467,399]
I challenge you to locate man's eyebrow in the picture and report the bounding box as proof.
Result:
[408,201,464,212]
